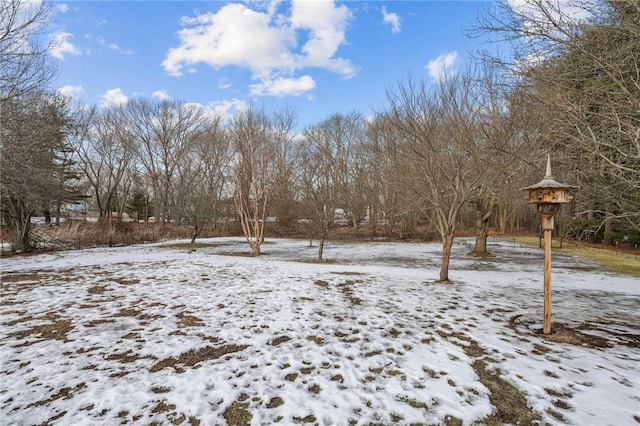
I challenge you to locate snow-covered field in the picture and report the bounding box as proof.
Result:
[1,238,638,425]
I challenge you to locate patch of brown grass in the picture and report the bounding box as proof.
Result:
[266,396,284,409]
[271,335,291,346]
[337,279,363,305]
[314,280,328,288]
[87,285,107,294]
[0,272,41,283]
[151,399,176,414]
[176,312,204,328]
[105,350,151,364]
[113,277,140,285]
[293,414,316,424]
[543,323,610,348]
[149,344,249,372]
[306,335,325,345]
[8,313,73,343]
[223,394,252,426]
[85,318,115,327]
[473,359,541,425]
[26,383,86,408]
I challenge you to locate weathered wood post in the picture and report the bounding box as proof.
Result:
[522,156,575,335]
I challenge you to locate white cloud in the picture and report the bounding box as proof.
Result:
[218,78,232,90]
[507,0,592,35]
[97,36,134,55]
[152,90,170,101]
[426,51,458,82]
[101,88,128,107]
[56,4,69,13]
[207,98,249,123]
[56,85,83,98]
[49,32,82,60]
[289,0,354,75]
[163,0,355,97]
[508,0,591,19]
[163,3,295,76]
[249,75,315,97]
[382,6,401,34]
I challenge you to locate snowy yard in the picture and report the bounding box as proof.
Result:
[1,238,639,425]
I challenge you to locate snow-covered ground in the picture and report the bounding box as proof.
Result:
[1,237,638,425]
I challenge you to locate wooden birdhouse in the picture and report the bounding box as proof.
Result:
[521,155,575,230]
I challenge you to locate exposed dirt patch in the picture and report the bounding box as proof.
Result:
[271,335,291,346]
[85,318,115,327]
[266,396,283,409]
[473,359,541,425]
[285,372,298,381]
[293,414,316,423]
[337,279,363,305]
[331,374,344,383]
[176,312,205,328]
[543,323,611,348]
[106,350,152,364]
[0,272,42,283]
[444,415,463,426]
[223,394,252,426]
[87,285,107,294]
[151,399,176,413]
[509,315,612,349]
[149,344,249,372]
[314,280,328,288]
[308,383,321,394]
[8,313,73,344]
[26,383,86,408]
[114,308,141,317]
[113,277,140,285]
[307,335,325,345]
[576,321,640,348]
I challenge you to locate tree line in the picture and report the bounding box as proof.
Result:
[2,0,638,282]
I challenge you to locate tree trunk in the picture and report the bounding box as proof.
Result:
[55,203,61,226]
[439,229,455,283]
[318,237,325,261]
[10,200,33,253]
[371,207,378,236]
[190,223,200,244]
[603,204,613,246]
[469,200,495,257]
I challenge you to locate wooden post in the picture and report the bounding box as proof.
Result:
[522,155,575,335]
[543,226,552,335]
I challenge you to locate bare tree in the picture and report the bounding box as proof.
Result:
[230,106,274,255]
[269,109,299,235]
[0,0,56,102]
[383,73,491,282]
[174,114,229,243]
[363,116,416,238]
[72,106,135,220]
[124,99,210,226]
[297,120,339,261]
[467,65,535,256]
[296,112,363,260]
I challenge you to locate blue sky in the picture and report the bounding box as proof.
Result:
[48,1,492,128]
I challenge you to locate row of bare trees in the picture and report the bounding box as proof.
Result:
[2,0,638,282]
